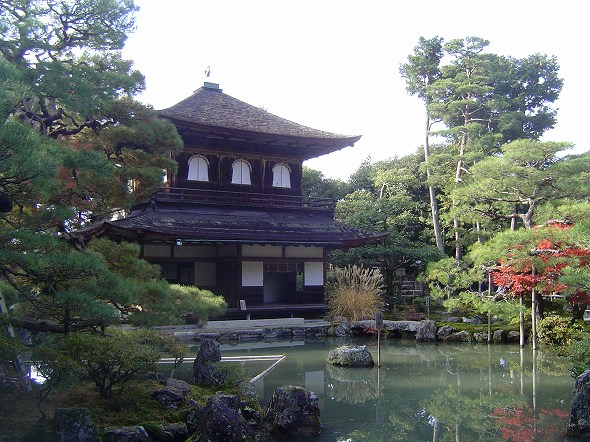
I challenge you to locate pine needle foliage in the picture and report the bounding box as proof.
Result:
[327,265,385,321]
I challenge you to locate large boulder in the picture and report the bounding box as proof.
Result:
[416,320,437,341]
[493,329,507,343]
[154,378,192,408]
[444,330,472,342]
[330,319,352,337]
[187,393,255,442]
[54,408,98,442]
[102,426,150,442]
[437,325,456,339]
[327,345,374,367]
[474,332,489,343]
[193,338,222,385]
[568,370,590,437]
[262,386,321,437]
[506,330,527,343]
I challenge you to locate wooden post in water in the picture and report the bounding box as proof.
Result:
[375,311,383,367]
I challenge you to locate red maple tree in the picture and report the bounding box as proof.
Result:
[491,224,590,319]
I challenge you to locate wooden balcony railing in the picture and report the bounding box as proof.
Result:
[153,187,335,211]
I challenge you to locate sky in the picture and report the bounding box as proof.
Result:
[122,0,589,180]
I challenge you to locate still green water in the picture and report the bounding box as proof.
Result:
[172,337,577,441]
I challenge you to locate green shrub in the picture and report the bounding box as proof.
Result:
[169,284,227,324]
[34,330,184,400]
[569,335,590,377]
[327,265,384,321]
[411,297,426,313]
[537,315,583,346]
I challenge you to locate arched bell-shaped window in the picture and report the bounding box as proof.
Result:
[231,159,251,185]
[272,163,291,188]
[187,155,209,181]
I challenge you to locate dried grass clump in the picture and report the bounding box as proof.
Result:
[327,265,385,321]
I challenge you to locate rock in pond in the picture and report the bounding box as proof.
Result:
[416,320,437,341]
[568,370,590,437]
[193,338,222,386]
[263,385,321,437]
[54,408,98,442]
[327,345,374,367]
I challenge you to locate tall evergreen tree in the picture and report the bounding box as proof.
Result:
[0,0,225,340]
[400,36,445,254]
[408,36,564,259]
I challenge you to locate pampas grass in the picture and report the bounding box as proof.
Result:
[327,265,385,321]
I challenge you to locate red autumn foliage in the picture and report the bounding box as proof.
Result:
[491,227,590,307]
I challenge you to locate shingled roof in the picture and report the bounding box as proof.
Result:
[87,204,386,248]
[158,84,361,155]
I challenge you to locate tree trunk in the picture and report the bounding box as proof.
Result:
[453,132,467,260]
[425,113,445,255]
[522,200,536,229]
[531,287,538,351]
[519,294,525,348]
[454,214,463,260]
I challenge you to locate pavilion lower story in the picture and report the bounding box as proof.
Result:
[143,242,328,319]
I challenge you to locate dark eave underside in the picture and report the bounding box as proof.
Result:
[85,205,385,248]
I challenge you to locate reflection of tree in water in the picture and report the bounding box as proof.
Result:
[326,364,380,404]
[491,405,569,441]
[330,344,571,442]
[427,387,522,441]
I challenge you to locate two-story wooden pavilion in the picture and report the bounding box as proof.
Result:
[88,82,384,318]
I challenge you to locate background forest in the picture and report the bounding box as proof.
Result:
[308,36,590,327]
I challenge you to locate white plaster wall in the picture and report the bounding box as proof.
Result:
[285,246,323,258]
[242,244,282,257]
[242,262,263,286]
[304,262,324,286]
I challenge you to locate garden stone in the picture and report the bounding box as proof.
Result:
[462,314,485,324]
[144,423,188,442]
[161,423,188,442]
[506,331,525,343]
[493,330,506,343]
[102,426,150,442]
[568,370,590,437]
[332,319,352,337]
[441,315,461,323]
[327,345,374,367]
[292,327,306,338]
[188,393,255,442]
[416,320,437,341]
[54,408,98,442]
[474,332,489,343]
[192,338,222,385]
[154,378,192,408]
[437,325,455,339]
[444,330,472,342]
[262,385,321,437]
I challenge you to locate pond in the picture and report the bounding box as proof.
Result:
[169,337,579,441]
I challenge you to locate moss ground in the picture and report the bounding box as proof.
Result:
[0,377,240,441]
